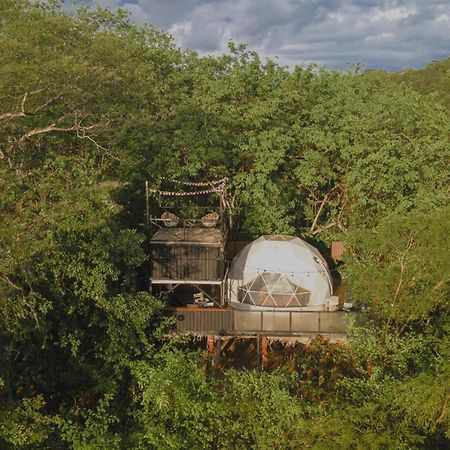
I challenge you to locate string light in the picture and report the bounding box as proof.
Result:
[149,177,228,196]
[149,187,224,196]
[228,261,329,275]
[159,176,228,187]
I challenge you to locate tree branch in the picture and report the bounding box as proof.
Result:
[0,111,26,120]
[336,188,349,233]
[312,221,336,235]
[0,90,43,120]
[400,132,416,149]
[393,234,415,303]
[18,122,66,141]
[0,274,21,290]
[18,114,95,142]
[15,115,120,161]
[434,398,448,428]
[0,275,40,327]
[22,297,40,327]
[33,92,64,113]
[309,184,344,234]
[310,193,330,233]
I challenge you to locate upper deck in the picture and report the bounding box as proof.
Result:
[150,225,223,247]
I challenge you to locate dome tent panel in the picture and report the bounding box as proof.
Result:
[228,235,337,311]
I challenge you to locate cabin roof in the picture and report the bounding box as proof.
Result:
[150,227,222,246]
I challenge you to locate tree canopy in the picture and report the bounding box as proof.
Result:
[0,1,448,448]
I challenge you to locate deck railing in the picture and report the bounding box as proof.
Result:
[168,307,353,337]
[149,214,227,244]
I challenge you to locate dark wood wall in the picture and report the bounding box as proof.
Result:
[151,244,223,281]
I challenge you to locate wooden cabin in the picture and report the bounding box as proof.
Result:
[150,227,224,282]
[146,178,228,307]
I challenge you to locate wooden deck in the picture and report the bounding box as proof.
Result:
[167,307,353,338]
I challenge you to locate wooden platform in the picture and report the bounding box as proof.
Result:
[167,307,353,338]
[151,279,223,285]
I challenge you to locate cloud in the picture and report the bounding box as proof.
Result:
[94,0,450,71]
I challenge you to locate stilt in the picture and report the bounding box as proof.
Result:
[257,333,262,370]
[206,336,222,371]
[338,281,347,308]
[207,335,215,354]
[206,335,215,372]
[214,337,222,368]
[261,335,268,369]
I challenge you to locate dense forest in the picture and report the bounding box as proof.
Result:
[0,1,449,448]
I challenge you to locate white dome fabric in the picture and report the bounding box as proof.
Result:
[228,235,335,311]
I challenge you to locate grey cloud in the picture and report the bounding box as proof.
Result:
[97,0,450,70]
[97,0,203,27]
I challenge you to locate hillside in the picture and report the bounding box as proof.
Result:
[391,57,450,112]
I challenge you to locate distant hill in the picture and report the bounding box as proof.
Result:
[391,57,450,113]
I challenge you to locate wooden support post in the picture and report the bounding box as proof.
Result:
[206,336,222,371]
[207,335,215,354]
[256,334,261,371]
[337,281,347,308]
[214,337,222,368]
[261,335,268,369]
[206,335,215,373]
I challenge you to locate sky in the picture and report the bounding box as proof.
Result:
[93,0,450,71]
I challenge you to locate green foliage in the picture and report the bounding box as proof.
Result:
[129,350,216,449]
[0,1,448,448]
[0,395,56,448]
[391,57,450,113]
[343,206,450,326]
[129,349,317,450]
[213,370,307,450]
[58,394,121,449]
[127,342,449,450]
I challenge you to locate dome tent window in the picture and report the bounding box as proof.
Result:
[238,272,310,307]
[227,235,338,311]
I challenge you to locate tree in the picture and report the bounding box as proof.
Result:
[343,206,450,328]
[1,1,448,448]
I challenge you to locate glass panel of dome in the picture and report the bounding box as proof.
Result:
[249,291,265,306]
[270,274,297,294]
[248,275,267,292]
[294,285,309,294]
[238,286,249,302]
[260,272,282,289]
[238,276,260,293]
[240,290,254,305]
[271,293,295,307]
[286,295,301,307]
[296,291,310,306]
[261,295,277,307]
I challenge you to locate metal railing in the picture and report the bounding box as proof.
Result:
[169,308,353,336]
[149,217,227,244]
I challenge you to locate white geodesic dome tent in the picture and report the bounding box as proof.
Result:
[227,235,337,311]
